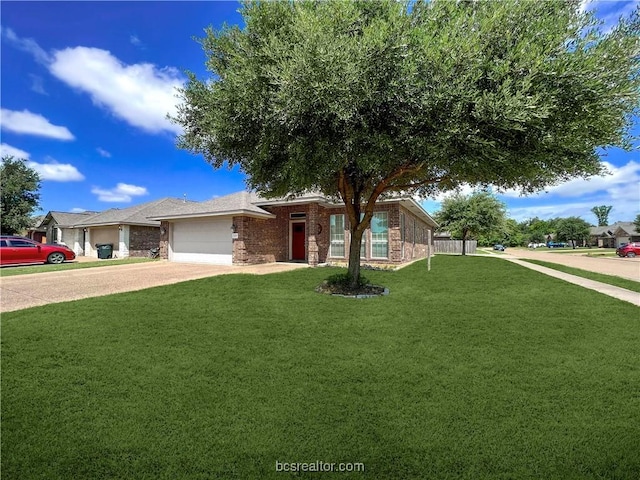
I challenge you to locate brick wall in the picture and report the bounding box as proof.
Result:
[129,225,160,257]
[159,221,170,259]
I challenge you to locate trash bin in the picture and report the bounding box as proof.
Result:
[96,243,113,259]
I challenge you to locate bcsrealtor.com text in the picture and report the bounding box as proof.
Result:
[276,460,365,473]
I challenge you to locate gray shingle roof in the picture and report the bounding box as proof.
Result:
[590,222,638,236]
[76,198,189,226]
[148,191,276,219]
[42,211,100,227]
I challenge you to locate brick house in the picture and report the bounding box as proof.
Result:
[149,191,438,266]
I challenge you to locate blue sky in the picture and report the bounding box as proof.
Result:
[1,1,638,225]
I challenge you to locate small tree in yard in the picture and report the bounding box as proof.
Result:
[1,156,41,235]
[591,205,612,226]
[556,217,591,248]
[634,214,640,232]
[173,0,639,289]
[435,191,506,255]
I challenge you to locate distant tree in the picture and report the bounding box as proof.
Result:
[1,156,41,235]
[591,205,612,226]
[436,191,506,255]
[633,214,640,232]
[556,217,591,248]
[174,0,640,287]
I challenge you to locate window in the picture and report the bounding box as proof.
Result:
[371,212,389,258]
[9,239,36,248]
[400,213,405,258]
[290,212,306,219]
[330,214,345,257]
[360,213,366,258]
[0,240,7,247]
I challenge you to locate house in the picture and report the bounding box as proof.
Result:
[24,215,46,243]
[39,198,189,258]
[74,198,190,258]
[39,211,100,255]
[589,222,640,248]
[149,191,438,266]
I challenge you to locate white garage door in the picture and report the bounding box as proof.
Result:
[171,218,233,265]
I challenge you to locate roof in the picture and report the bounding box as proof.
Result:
[39,211,100,228]
[149,190,438,227]
[589,222,638,237]
[75,198,190,227]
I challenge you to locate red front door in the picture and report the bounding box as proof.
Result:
[292,222,306,260]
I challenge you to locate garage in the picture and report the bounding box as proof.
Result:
[170,218,233,265]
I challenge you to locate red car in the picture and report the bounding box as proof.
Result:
[616,242,640,258]
[0,236,76,266]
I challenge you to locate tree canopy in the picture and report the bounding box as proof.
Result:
[435,191,506,255]
[173,0,639,284]
[1,156,41,235]
[556,216,592,248]
[591,205,612,226]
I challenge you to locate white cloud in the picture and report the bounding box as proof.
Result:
[49,47,182,134]
[96,147,111,158]
[92,183,148,202]
[1,26,51,65]
[71,207,87,213]
[130,35,144,48]
[0,109,75,140]
[27,159,85,182]
[29,74,48,95]
[0,143,30,160]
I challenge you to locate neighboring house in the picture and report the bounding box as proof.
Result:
[24,215,46,243]
[589,222,640,248]
[149,191,438,266]
[74,198,190,258]
[39,211,100,255]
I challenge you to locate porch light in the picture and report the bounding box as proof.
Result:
[231,224,238,233]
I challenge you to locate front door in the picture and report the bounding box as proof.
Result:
[291,222,306,261]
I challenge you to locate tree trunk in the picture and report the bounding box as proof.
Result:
[347,224,365,288]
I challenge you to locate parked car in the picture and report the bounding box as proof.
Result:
[616,242,640,258]
[0,236,76,266]
[547,242,567,248]
[493,244,506,251]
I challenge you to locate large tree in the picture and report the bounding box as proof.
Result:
[435,191,506,255]
[1,156,41,235]
[173,0,639,286]
[556,216,591,248]
[591,205,612,226]
[634,214,640,232]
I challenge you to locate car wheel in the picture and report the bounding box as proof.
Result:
[47,252,66,264]
[626,252,636,258]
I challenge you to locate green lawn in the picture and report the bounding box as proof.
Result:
[0,257,158,277]
[2,257,639,479]
[522,259,640,293]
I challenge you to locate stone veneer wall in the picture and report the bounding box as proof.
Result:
[129,225,161,257]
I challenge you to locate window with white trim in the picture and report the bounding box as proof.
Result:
[330,214,345,257]
[371,212,389,258]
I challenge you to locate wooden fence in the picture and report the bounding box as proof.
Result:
[433,240,477,254]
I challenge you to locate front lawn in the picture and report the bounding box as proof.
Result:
[2,256,638,479]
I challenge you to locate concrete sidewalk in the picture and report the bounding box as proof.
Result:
[503,257,640,307]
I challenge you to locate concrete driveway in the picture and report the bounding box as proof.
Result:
[0,261,308,313]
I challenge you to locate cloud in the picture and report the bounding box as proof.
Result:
[96,147,111,158]
[29,74,48,95]
[27,158,85,181]
[499,161,640,199]
[130,35,145,49]
[49,47,183,134]
[92,182,149,202]
[1,143,30,160]
[0,109,75,140]
[71,207,87,213]
[1,26,51,64]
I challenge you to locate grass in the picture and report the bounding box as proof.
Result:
[0,257,158,277]
[521,259,640,293]
[2,256,639,479]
